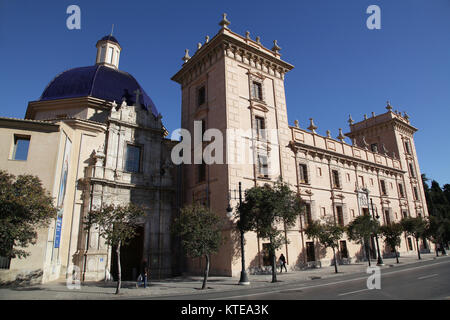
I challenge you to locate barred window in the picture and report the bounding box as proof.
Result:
[380,180,387,196]
[251,81,263,100]
[257,154,268,178]
[125,144,141,173]
[332,170,341,188]
[299,164,309,184]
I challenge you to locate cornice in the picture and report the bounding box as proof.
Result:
[171,30,294,86]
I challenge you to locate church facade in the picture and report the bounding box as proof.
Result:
[1,15,429,284]
[0,36,180,284]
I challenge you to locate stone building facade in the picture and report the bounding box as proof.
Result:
[0,35,180,284]
[171,15,429,276]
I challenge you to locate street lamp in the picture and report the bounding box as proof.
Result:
[370,198,384,266]
[227,182,250,285]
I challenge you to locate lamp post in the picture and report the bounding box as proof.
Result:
[227,182,250,285]
[370,198,384,266]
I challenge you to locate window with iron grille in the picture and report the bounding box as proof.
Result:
[305,203,312,225]
[299,164,309,184]
[257,154,269,178]
[255,116,265,140]
[409,163,416,178]
[413,186,419,200]
[380,180,387,196]
[251,81,263,100]
[398,183,405,198]
[404,140,412,154]
[336,205,344,227]
[332,170,341,188]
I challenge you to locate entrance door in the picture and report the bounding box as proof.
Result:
[306,242,315,262]
[340,240,349,259]
[111,226,144,281]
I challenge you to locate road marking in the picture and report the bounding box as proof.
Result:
[210,259,450,300]
[338,288,371,296]
[417,273,438,280]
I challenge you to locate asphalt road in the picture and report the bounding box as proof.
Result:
[147,257,450,300]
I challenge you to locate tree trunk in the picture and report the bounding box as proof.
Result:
[201,254,210,290]
[115,241,121,295]
[394,247,399,264]
[435,243,439,257]
[416,238,421,260]
[271,248,277,283]
[441,242,447,255]
[364,239,371,267]
[332,247,338,273]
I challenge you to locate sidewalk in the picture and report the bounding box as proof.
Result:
[0,253,447,300]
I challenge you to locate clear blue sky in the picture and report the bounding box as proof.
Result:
[1,0,449,185]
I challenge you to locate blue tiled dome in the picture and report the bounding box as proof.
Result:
[39,65,159,117]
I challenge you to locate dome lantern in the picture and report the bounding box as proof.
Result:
[95,33,122,70]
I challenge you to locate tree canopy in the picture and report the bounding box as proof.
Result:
[0,170,57,259]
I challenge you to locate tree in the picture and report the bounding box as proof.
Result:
[308,217,344,273]
[379,223,403,264]
[172,203,223,289]
[401,216,427,260]
[237,180,304,283]
[0,170,57,259]
[425,215,449,256]
[85,203,145,294]
[346,215,379,266]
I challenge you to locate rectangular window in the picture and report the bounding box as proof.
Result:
[362,208,370,216]
[398,183,405,198]
[108,47,114,64]
[252,81,263,100]
[197,86,206,106]
[380,180,387,196]
[384,210,391,225]
[351,209,355,218]
[407,238,413,251]
[346,173,351,182]
[332,170,341,188]
[336,205,344,227]
[299,164,309,184]
[409,163,416,178]
[405,140,411,154]
[255,116,265,140]
[322,207,326,217]
[198,161,206,183]
[402,210,408,218]
[257,154,268,178]
[358,176,364,187]
[125,144,141,173]
[305,203,312,225]
[413,186,419,200]
[12,135,31,161]
[317,167,322,177]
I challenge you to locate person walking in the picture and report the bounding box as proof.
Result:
[279,253,287,273]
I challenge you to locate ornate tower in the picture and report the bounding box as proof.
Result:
[171,14,296,276]
[345,102,428,218]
